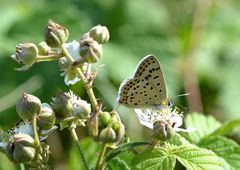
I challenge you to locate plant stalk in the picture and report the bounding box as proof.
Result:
[96,143,107,170]
[32,114,41,153]
[61,45,99,112]
[20,163,25,170]
[69,126,89,170]
[36,54,62,62]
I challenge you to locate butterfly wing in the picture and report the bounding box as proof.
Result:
[117,55,168,108]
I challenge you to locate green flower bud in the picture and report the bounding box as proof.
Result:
[44,20,69,48]
[89,25,110,44]
[38,41,51,55]
[153,120,175,141]
[16,93,41,120]
[88,111,125,143]
[11,43,38,65]
[100,112,111,125]
[115,123,125,141]
[109,114,125,142]
[7,134,36,163]
[79,38,102,63]
[99,127,116,143]
[52,91,73,118]
[37,103,56,130]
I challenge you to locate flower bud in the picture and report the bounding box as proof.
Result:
[99,127,116,143]
[89,25,110,44]
[37,103,56,130]
[52,91,73,118]
[115,123,125,141]
[88,110,125,143]
[110,116,121,131]
[88,113,99,139]
[100,112,111,125]
[7,134,36,163]
[153,120,175,141]
[44,20,69,48]
[38,41,51,55]
[11,43,38,65]
[16,93,41,120]
[79,38,102,63]
[72,100,91,119]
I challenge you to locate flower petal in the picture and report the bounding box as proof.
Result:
[63,40,81,60]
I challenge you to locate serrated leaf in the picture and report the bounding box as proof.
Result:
[185,112,221,143]
[131,148,176,170]
[106,157,130,170]
[172,145,225,170]
[105,141,151,162]
[169,134,192,146]
[207,119,240,137]
[199,136,240,170]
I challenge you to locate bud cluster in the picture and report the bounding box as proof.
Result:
[11,20,110,86]
[0,93,56,165]
[6,19,128,169]
[51,91,91,120]
[16,93,56,131]
[79,25,110,63]
[88,111,125,143]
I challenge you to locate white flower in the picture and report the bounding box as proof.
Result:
[63,40,81,60]
[12,121,57,141]
[60,40,91,86]
[135,106,195,132]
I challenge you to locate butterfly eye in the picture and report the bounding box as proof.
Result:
[167,100,173,107]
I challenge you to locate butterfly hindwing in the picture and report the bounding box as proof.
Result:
[117,55,168,108]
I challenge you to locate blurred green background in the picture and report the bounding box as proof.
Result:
[1,0,240,169]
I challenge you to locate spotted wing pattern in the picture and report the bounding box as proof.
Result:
[117,55,167,108]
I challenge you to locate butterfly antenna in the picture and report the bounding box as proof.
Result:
[172,93,190,98]
[175,103,190,112]
[171,93,190,112]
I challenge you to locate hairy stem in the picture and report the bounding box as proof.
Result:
[36,54,62,62]
[96,143,107,170]
[32,114,41,153]
[69,126,89,170]
[61,45,99,112]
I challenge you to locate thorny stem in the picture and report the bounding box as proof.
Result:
[69,125,89,170]
[96,143,107,170]
[61,45,99,112]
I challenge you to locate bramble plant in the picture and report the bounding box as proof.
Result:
[1,20,240,170]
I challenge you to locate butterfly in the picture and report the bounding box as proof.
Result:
[117,55,172,109]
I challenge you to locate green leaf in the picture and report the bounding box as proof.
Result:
[131,148,176,170]
[199,136,240,170]
[172,145,225,170]
[207,119,240,137]
[106,157,130,170]
[105,141,151,162]
[169,134,192,146]
[185,112,222,143]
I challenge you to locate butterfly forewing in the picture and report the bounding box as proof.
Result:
[117,55,167,108]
